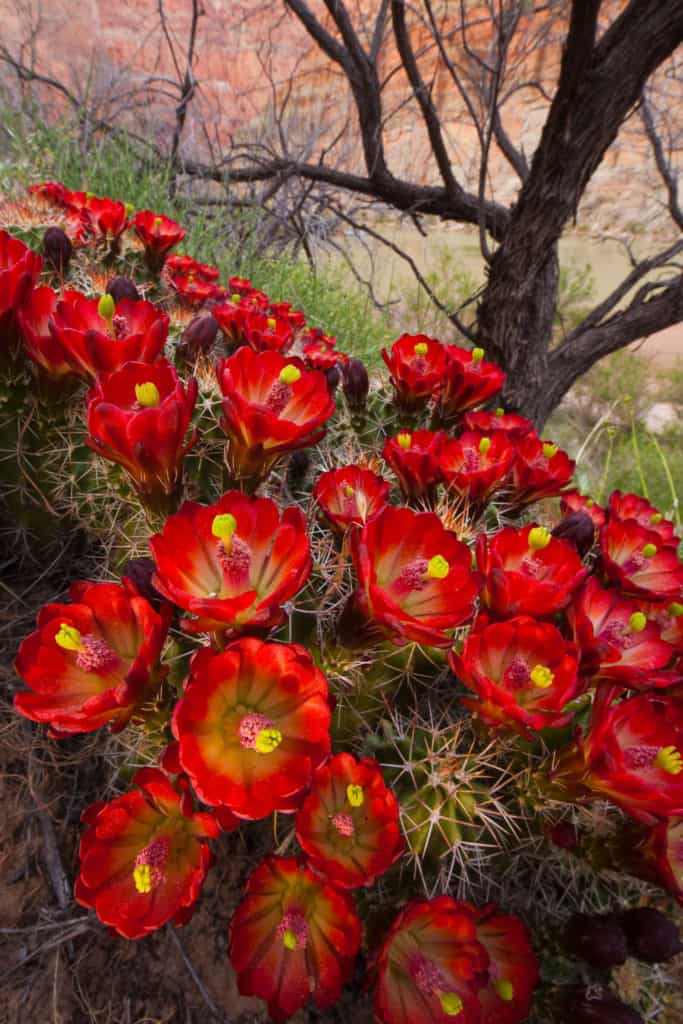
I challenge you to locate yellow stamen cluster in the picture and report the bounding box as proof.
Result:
[650,513,663,525]
[255,728,282,754]
[212,513,237,540]
[282,929,299,950]
[427,555,450,580]
[231,293,242,304]
[629,612,647,633]
[642,544,658,558]
[528,526,551,551]
[530,664,554,689]
[413,342,428,356]
[471,347,484,363]
[439,992,464,1016]
[267,317,277,330]
[669,602,683,616]
[135,382,161,408]
[55,623,83,652]
[496,979,514,1002]
[279,365,301,385]
[344,484,355,498]
[542,443,558,459]
[133,863,153,894]
[479,437,491,455]
[495,407,504,417]
[656,746,682,775]
[346,784,364,807]
[397,432,412,450]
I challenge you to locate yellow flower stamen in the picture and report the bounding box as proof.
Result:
[479,436,492,455]
[279,365,301,385]
[427,555,450,580]
[650,513,663,525]
[212,513,237,540]
[344,484,354,498]
[542,443,558,459]
[668,602,683,616]
[397,432,412,450]
[586,498,594,507]
[496,980,514,1002]
[629,612,647,633]
[125,202,134,216]
[133,863,153,894]
[153,216,163,227]
[267,317,277,330]
[135,382,160,408]
[530,664,554,688]
[231,293,241,304]
[642,543,658,558]
[656,746,682,775]
[55,623,83,652]
[528,526,551,551]
[471,347,484,363]
[495,407,504,417]
[346,784,364,807]
[439,993,464,1016]
[98,293,115,322]
[282,929,298,950]
[255,728,282,754]
[413,342,428,356]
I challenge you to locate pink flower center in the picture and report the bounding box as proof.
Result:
[112,314,128,339]
[133,837,169,892]
[622,552,645,575]
[599,620,636,650]
[216,535,251,583]
[623,745,660,771]
[394,558,429,593]
[331,812,355,837]
[504,654,531,689]
[519,555,545,578]
[238,712,275,750]
[75,635,117,672]
[266,380,292,415]
[276,911,308,950]
[412,955,446,995]
[463,447,480,472]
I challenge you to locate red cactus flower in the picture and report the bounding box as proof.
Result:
[463,409,535,442]
[169,273,217,306]
[437,345,505,419]
[165,253,220,282]
[229,855,361,1022]
[600,519,683,600]
[172,639,331,819]
[374,898,489,1024]
[295,752,403,888]
[636,817,683,904]
[450,616,581,735]
[314,464,390,534]
[470,905,539,1024]
[17,285,73,380]
[215,304,294,353]
[608,490,679,546]
[300,327,344,371]
[555,693,683,824]
[133,210,186,268]
[80,195,129,243]
[14,579,170,738]
[381,333,447,410]
[268,301,306,331]
[349,505,480,646]
[28,180,71,207]
[48,290,168,381]
[567,579,677,689]
[218,347,335,484]
[638,600,683,652]
[0,229,43,352]
[382,429,444,501]
[74,767,218,939]
[477,524,588,619]
[561,490,606,529]
[507,436,575,507]
[150,491,311,634]
[86,358,197,509]
[440,431,515,506]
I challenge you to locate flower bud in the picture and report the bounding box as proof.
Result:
[178,314,218,360]
[342,357,369,411]
[552,511,595,556]
[547,821,579,850]
[123,558,163,609]
[564,912,628,968]
[563,986,644,1024]
[42,226,73,274]
[324,362,341,394]
[106,276,141,304]
[618,907,683,963]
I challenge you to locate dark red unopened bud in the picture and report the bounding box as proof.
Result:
[552,511,595,556]
[564,913,628,969]
[547,821,579,850]
[106,276,141,304]
[178,314,218,360]
[563,986,644,1024]
[42,226,72,274]
[342,357,369,411]
[618,907,683,963]
[324,362,341,394]
[124,558,163,610]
